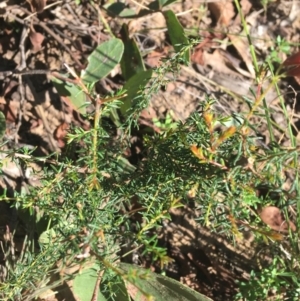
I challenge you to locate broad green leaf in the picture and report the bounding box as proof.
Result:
[39,228,56,245]
[73,265,107,301]
[100,271,130,301]
[120,24,145,81]
[118,263,213,301]
[120,70,152,116]
[81,38,124,84]
[51,75,87,114]
[160,0,178,7]
[0,111,5,139]
[105,2,136,17]
[105,2,159,18]
[163,10,190,63]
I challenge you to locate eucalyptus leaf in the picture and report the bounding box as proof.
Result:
[120,23,145,81]
[81,38,124,84]
[118,263,213,301]
[100,271,130,301]
[105,2,136,17]
[163,10,190,63]
[160,0,178,7]
[39,228,56,245]
[51,75,87,114]
[73,265,107,301]
[120,70,152,116]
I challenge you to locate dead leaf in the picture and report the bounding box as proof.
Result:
[191,48,204,65]
[29,28,44,53]
[54,122,69,148]
[202,49,242,77]
[234,0,252,24]
[28,0,47,13]
[146,47,168,68]
[140,107,157,120]
[260,206,296,233]
[228,34,255,78]
[0,99,19,123]
[208,0,235,26]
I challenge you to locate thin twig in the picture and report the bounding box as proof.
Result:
[15,26,29,143]
[91,269,104,301]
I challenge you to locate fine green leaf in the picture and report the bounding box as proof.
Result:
[81,38,124,84]
[118,263,213,301]
[120,24,145,81]
[120,70,153,116]
[163,10,190,63]
[73,265,107,301]
[52,75,87,114]
[0,111,5,139]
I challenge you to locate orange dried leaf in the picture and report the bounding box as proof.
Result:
[254,228,284,241]
[203,111,213,129]
[219,126,236,142]
[190,145,204,160]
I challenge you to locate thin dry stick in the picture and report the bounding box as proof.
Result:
[23,0,63,20]
[91,269,104,301]
[15,26,29,143]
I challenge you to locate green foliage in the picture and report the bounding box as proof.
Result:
[120,69,153,117]
[52,75,88,114]
[0,111,5,139]
[81,38,124,84]
[267,36,291,65]
[163,10,190,63]
[1,2,300,301]
[120,23,146,81]
[235,258,300,300]
[153,110,177,131]
[118,262,213,301]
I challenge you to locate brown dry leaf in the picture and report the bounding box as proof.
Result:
[197,49,253,96]
[28,0,47,13]
[208,0,235,26]
[140,107,157,120]
[260,206,296,233]
[54,122,69,148]
[293,75,300,85]
[0,99,19,123]
[191,48,204,65]
[128,13,166,47]
[29,29,44,53]
[202,49,241,78]
[2,80,19,97]
[191,42,207,65]
[228,34,255,78]
[234,0,252,24]
[146,47,168,68]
